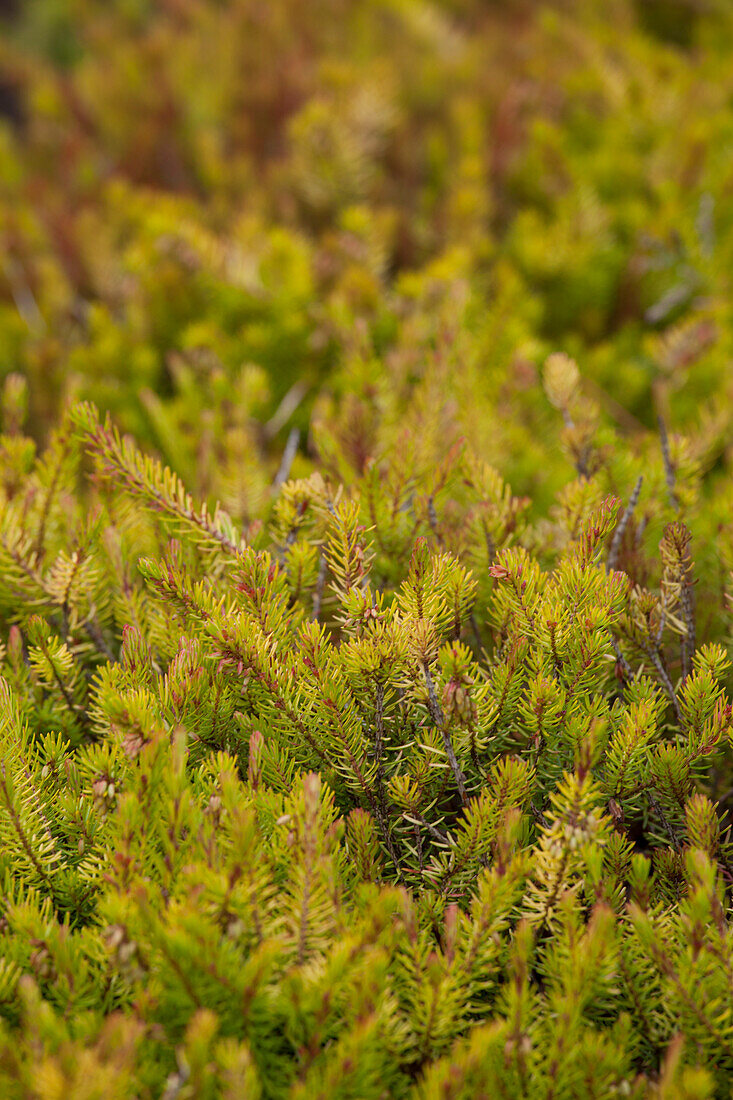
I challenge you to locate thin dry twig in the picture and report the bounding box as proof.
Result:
[272,427,300,492]
[658,416,679,511]
[423,661,468,805]
[607,475,643,573]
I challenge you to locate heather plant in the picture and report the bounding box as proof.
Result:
[3,0,733,1096]
[0,377,729,1096]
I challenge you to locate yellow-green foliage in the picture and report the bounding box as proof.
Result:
[2,0,733,1097]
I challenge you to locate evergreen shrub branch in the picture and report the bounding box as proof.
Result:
[0,383,727,1095]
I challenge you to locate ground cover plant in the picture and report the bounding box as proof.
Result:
[3,0,733,1096]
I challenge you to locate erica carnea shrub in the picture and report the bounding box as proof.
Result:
[3,0,733,1097]
[0,378,729,1097]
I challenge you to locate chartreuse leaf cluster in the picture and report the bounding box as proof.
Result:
[0,388,728,1098]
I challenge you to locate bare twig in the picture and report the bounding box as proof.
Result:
[529,801,550,830]
[648,792,682,852]
[374,682,385,766]
[402,811,450,845]
[423,661,468,805]
[427,495,443,547]
[635,516,648,547]
[679,542,696,683]
[2,256,45,335]
[611,636,633,686]
[643,642,682,724]
[655,602,667,647]
[607,475,643,573]
[658,416,679,510]
[311,552,327,622]
[264,381,308,439]
[272,427,300,492]
[368,681,405,881]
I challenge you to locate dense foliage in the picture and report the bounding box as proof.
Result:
[2,0,733,1096]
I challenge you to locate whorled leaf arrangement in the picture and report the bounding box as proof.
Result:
[0,388,729,1100]
[4,1,733,1095]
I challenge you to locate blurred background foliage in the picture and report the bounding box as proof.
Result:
[1,0,733,519]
